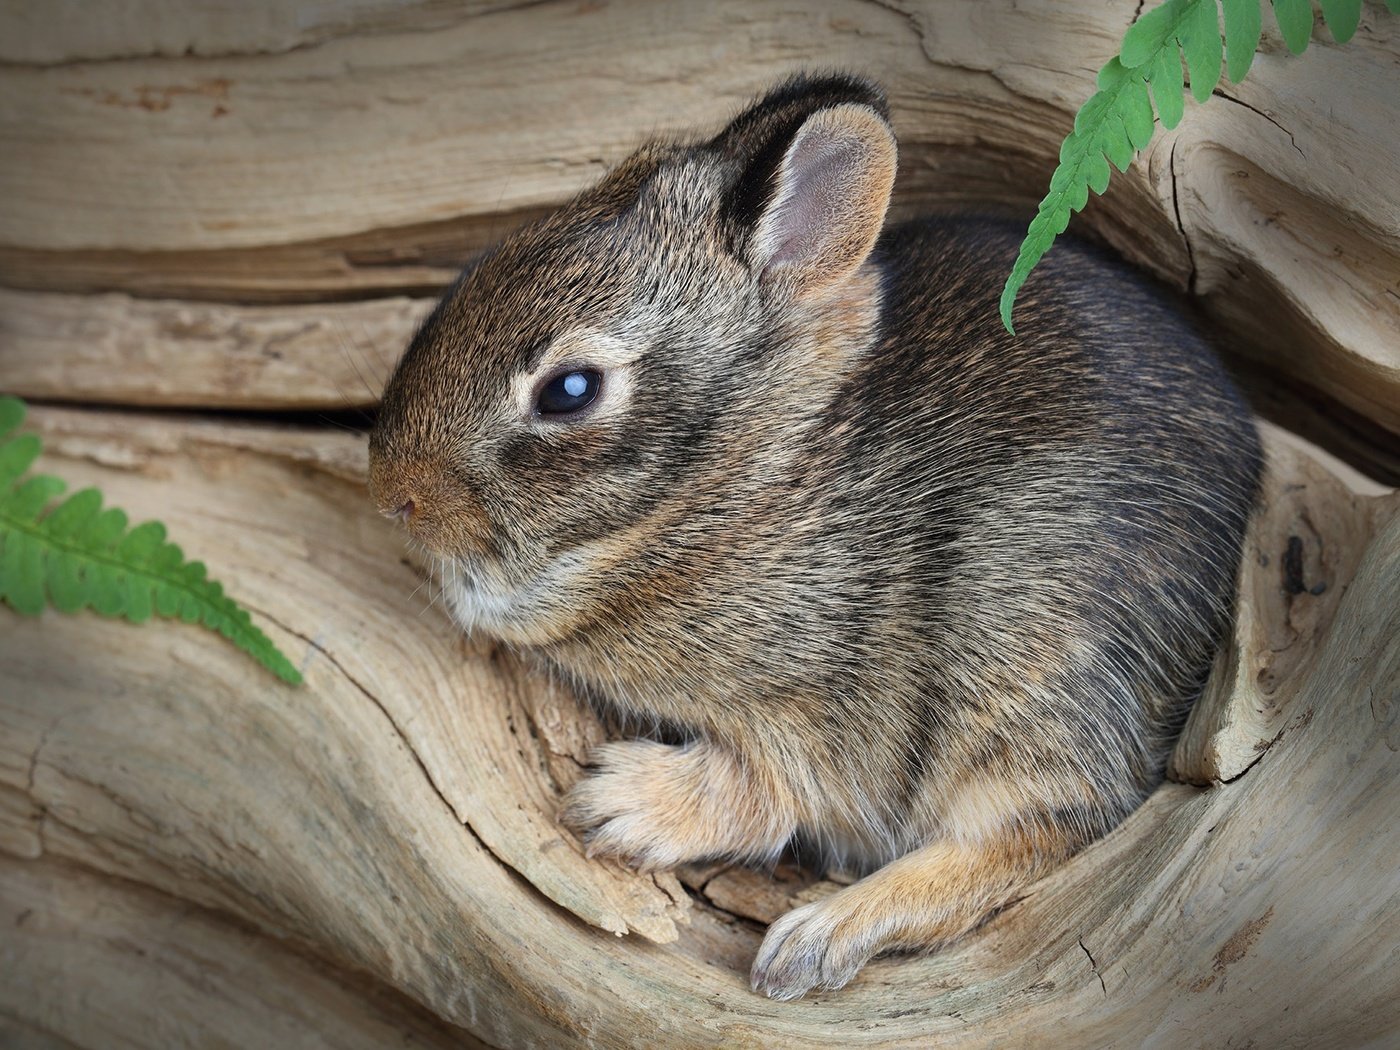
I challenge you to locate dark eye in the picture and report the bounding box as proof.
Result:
[536,369,601,416]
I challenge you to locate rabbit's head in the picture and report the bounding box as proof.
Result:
[369,74,896,643]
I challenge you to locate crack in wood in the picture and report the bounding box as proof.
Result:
[1078,936,1107,997]
[233,598,693,943]
[22,713,72,857]
[239,601,566,919]
[1212,88,1307,158]
[1168,137,1200,295]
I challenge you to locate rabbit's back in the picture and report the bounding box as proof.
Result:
[800,215,1262,843]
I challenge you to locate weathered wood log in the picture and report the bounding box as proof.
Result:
[0,854,486,1049]
[0,407,1396,1048]
[0,288,430,410]
[1171,429,1394,784]
[1,1,1397,442]
[3,1,1399,1046]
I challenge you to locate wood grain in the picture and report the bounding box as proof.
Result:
[0,855,485,1049]
[0,287,428,409]
[4,2,1400,1045]
[1,1,1395,443]
[1,407,1395,1047]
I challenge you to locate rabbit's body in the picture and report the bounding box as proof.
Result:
[539,213,1256,863]
[370,76,1261,1000]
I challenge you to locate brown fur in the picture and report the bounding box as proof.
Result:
[369,74,1262,1000]
[752,819,1074,996]
[559,740,798,870]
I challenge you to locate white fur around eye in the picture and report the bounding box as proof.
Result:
[511,328,640,426]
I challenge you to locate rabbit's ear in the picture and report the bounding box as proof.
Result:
[712,75,896,297]
[748,103,896,296]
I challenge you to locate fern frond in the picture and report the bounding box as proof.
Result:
[999,0,1201,334]
[0,396,303,685]
[999,0,1387,333]
[999,45,1174,333]
[1221,0,1263,81]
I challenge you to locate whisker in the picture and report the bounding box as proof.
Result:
[353,315,395,393]
[316,412,366,435]
[331,318,385,413]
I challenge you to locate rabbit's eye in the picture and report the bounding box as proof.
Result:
[536,369,601,416]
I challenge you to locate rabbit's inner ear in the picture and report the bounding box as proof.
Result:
[750,103,896,298]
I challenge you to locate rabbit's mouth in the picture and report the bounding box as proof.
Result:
[438,548,596,645]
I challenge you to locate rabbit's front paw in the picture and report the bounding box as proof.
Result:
[559,739,795,871]
[559,740,702,871]
[750,894,884,1000]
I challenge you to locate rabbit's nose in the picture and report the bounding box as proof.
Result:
[384,498,416,523]
[369,463,492,556]
[372,486,416,522]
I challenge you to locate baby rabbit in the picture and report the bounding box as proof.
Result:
[369,74,1262,1000]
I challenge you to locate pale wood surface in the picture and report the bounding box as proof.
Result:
[3,1,1400,1046]
[0,288,429,409]
[0,855,486,1050]
[1,0,1396,437]
[1172,427,1398,784]
[1,408,1396,1048]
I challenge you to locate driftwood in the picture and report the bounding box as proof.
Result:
[1,1,1396,437]
[2,1,1399,1047]
[1,409,1397,1048]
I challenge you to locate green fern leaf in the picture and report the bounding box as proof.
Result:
[1001,59,1142,332]
[0,397,22,438]
[4,474,65,523]
[0,433,41,490]
[2,530,46,615]
[1000,1,1225,332]
[1000,0,1395,331]
[1221,0,1263,81]
[1180,0,1225,101]
[1120,77,1158,148]
[1150,48,1187,128]
[1271,0,1315,53]
[1317,0,1361,42]
[1121,0,1190,65]
[49,549,86,614]
[0,395,303,685]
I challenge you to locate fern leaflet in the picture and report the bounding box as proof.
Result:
[1000,0,1389,334]
[0,396,303,685]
